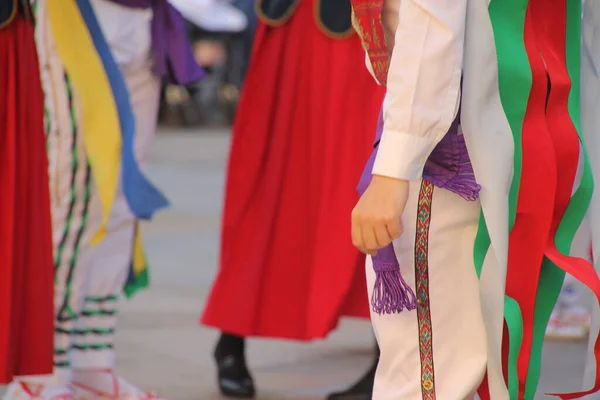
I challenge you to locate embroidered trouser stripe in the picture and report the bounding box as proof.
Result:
[368,180,487,400]
[414,181,436,399]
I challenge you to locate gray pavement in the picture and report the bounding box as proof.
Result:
[3,129,593,399]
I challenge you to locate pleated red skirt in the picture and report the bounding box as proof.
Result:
[0,15,54,383]
[201,0,385,340]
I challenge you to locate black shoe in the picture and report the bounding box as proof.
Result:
[214,333,256,398]
[326,347,378,400]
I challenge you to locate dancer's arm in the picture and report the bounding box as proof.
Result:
[352,0,468,254]
[372,0,467,181]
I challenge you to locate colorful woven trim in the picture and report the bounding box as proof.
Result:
[415,180,436,399]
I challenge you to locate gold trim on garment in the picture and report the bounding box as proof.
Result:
[255,0,300,27]
[0,0,18,30]
[314,0,354,39]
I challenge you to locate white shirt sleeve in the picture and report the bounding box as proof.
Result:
[372,0,467,181]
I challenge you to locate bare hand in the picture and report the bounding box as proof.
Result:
[351,175,409,255]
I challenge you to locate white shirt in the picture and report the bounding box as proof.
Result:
[372,0,468,181]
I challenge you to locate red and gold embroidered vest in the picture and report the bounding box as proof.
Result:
[254,0,389,82]
[349,0,389,85]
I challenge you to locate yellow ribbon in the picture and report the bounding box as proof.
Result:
[132,225,147,276]
[46,0,121,245]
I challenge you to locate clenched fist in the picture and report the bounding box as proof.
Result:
[351,175,409,255]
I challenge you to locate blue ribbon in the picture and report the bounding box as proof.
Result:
[75,0,169,219]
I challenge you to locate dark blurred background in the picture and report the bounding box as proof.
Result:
[158,0,258,128]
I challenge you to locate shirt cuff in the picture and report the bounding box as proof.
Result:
[372,130,440,181]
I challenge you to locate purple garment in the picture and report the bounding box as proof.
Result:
[106,0,204,84]
[421,115,481,199]
[357,109,480,315]
[358,111,480,200]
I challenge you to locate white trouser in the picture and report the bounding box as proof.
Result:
[71,53,161,370]
[368,180,487,400]
[35,0,160,373]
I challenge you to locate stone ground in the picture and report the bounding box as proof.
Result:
[3,128,594,399]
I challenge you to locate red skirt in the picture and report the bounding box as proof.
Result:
[201,0,385,340]
[0,15,54,383]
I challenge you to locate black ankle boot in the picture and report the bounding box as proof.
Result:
[214,333,256,398]
[326,345,379,400]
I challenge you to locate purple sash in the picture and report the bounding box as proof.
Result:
[358,109,480,314]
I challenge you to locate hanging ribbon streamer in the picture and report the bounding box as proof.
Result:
[541,1,600,397]
[482,0,532,395]
[507,5,558,398]
[46,0,121,245]
[487,0,600,396]
[124,221,150,298]
[46,0,165,294]
[73,0,165,292]
[74,0,169,222]
[523,0,588,397]
[557,4,600,395]
[47,0,168,247]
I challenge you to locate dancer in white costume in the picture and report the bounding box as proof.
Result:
[351,0,600,397]
[4,0,202,399]
[352,0,503,395]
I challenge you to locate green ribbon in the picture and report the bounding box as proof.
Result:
[479,0,531,397]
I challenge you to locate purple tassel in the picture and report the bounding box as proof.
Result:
[357,105,479,316]
[370,249,417,315]
[436,134,481,200]
[357,109,418,315]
